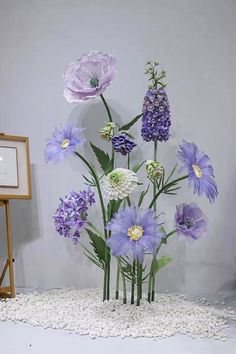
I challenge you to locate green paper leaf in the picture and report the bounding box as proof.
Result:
[132,161,145,173]
[90,142,112,174]
[85,229,109,264]
[138,184,150,207]
[151,255,172,276]
[107,199,123,220]
[119,113,143,131]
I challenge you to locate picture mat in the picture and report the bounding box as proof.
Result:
[0,139,29,197]
[0,146,18,187]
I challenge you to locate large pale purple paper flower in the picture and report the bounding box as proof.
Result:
[177,141,218,203]
[106,207,163,263]
[175,203,207,241]
[45,125,85,163]
[63,51,117,103]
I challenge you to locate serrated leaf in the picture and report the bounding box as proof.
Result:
[119,113,143,131]
[151,255,172,276]
[85,229,109,264]
[90,142,112,174]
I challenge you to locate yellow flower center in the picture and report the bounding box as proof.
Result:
[127,225,144,241]
[192,164,202,178]
[61,139,70,149]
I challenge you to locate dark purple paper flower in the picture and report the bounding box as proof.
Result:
[141,88,171,142]
[177,141,218,203]
[106,207,163,263]
[175,203,207,241]
[45,125,85,163]
[111,133,136,155]
[63,51,117,103]
[53,189,95,244]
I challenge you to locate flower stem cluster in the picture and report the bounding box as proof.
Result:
[145,61,167,89]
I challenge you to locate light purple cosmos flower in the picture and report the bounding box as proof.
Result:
[63,51,117,103]
[106,207,163,263]
[53,189,95,244]
[177,141,218,203]
[175,203,207,241]
[45,125,85,163]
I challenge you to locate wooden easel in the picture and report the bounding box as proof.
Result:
[0,200,15,298]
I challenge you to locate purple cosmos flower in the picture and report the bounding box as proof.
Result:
[141,88,171,142]
[175,203,207,241]
[177,141,218,203]
[45,125,85,163]
[106,207,163,263]
[53,189,95,244]
[63,51,117,103]
[111,133,136,155]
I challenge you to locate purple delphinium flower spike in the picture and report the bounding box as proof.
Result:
[53,189,95,244]
[106,207,164,263]
[45,125,85,163]
[111,133,136,155]
[63,51,117,103]
[177,141,218,203]
[141,88,171,142]
[175,203,207,241]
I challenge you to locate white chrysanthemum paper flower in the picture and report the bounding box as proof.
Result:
[102,168,138,200]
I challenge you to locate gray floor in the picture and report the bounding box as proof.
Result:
[0,320,236,354]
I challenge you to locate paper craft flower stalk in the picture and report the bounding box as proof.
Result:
[45,51,218,305]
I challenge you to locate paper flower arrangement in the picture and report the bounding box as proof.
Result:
[45,51,218,305]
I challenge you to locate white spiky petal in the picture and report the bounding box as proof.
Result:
[102,168,138,200]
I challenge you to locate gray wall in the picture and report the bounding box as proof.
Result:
[0,0,236,295]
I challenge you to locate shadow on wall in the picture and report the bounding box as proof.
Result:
[0,164,42,286]
[66,99,146,167]
[218,166,236,298]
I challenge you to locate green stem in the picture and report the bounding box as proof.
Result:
[103,264,107,302]
[75,152,107,238]
[131,261,135,305]
[150,140,158,301]
[151,277,155,301]
[148,272,152,303]
[153,140,158,212]
[149,175,189,209]
[107,260,110,300]
[136,262,142,306]
[75,152,109,301]
[115,258,120,300]
[119,259,127,304]
[100,94,113,123]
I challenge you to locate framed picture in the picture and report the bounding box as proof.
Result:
[0,134,32,200]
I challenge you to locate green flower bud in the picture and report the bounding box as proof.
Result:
[146,160,164,180]
[99,122,116,141]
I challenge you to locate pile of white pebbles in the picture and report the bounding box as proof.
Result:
[0,288,235,340]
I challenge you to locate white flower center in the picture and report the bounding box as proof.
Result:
[128,225,144,241]
[61,139,70,149]
[192,164,202,178]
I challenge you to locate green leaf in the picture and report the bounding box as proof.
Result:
[107,199,123,220]
[90,143,112,174]
[85,229,109,264]
[164,164,178,185]
[138,185,150,207]
[119,113,143,131]
[132,161,145,173]
[151,255,172,276]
